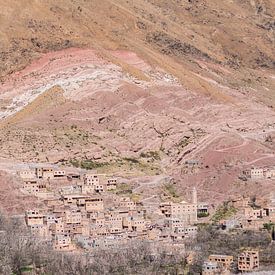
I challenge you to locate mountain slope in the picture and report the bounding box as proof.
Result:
[0,0,275,203]
[0,0,274,103]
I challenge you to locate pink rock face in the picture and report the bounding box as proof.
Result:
[0,48,158,119]
[109,50,152,71]
[1,47,275,205]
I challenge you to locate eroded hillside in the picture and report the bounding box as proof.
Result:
[0,0,274,103]
[0,0,275,203]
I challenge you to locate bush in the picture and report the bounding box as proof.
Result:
[197,212,209,218]
[163,183,179,198]
[211,202,237,223]
[140,151,161,160]
[263,222,275,232]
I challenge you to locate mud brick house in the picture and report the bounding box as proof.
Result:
[44,214,57,225]
[36,167,54,179]
[202,261,230,275]
[230,197,250,209]
[22,179,40,194]
[106,178,117,190]
[202,261,219,275]
[90,213,125,236]
[243,168,264,180]
[45,199,63,209]
[105,212,123,233]
[76,235,127,250]
[119,197,136,210]
[60,185,82,195]
[160,200,197,224]
[65,209,82,224]
[208,255,233,269]
[50,220,65,236]
[90,212,105,226]
[94,184,105,193]
[65,223,89,236]
[25,210,44,226]
[22,178,49,196]
[18,169,36,179]
[61,194,90,206]
[80,184,96,194]
[82,173,107,193]
[53,234,74,251]
[85,197,104,212]
[174,225,198,237]
[183,160,202,173]
[238,249,259,272]
[90,224,109,236]
[265,205,275,221]
[164,218,186,229]
[244,207,267,220]
[53,170,66,178]
[30,224,50,239]
[122,214,146,232]
[67,172,81,180]
[83,173,100,185]
[265,168,275,179]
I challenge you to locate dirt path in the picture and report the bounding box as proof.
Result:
[133,175,169,192]
[214,137,248,152]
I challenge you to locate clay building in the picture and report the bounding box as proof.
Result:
[36,167,54,179]
[106,178,117,190]
[208,255,233,269]
[202,261,230,275]
[65,209,82,224]
[53,170,66,178]
[25,210,44,226]
[85,197,104,212]
[119,197,136,210]
[160,200,197,224]
[122,215,146,232]
[243,168,264,180]
[238,249,259,272]
[53,234,74,251]
[18,169,36,179]
[244,207,267,220]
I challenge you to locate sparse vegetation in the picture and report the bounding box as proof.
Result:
[197,212,210,218]
[211,202,237,223]
[263,222,275,232]
[68,156,160,175]
[163,183,179,199]
[177,137,191,148]
[130,193,141,202]
[69,159,109,170]
[115,183,133,195]
[140,151,161,160]
[188,225,271,274]
[0,212,187,275]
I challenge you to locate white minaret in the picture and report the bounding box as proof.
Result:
[271,192,275,205]
[192,187,197,205]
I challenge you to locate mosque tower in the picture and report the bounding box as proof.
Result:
[192,187,197,205]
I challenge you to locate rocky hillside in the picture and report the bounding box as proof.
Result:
[0,0,274,202]
[0,0,274,102]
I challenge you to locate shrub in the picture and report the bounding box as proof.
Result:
[198,212,210,218]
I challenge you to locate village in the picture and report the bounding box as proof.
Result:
[15,163,275,274]
[241,167,275,181]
